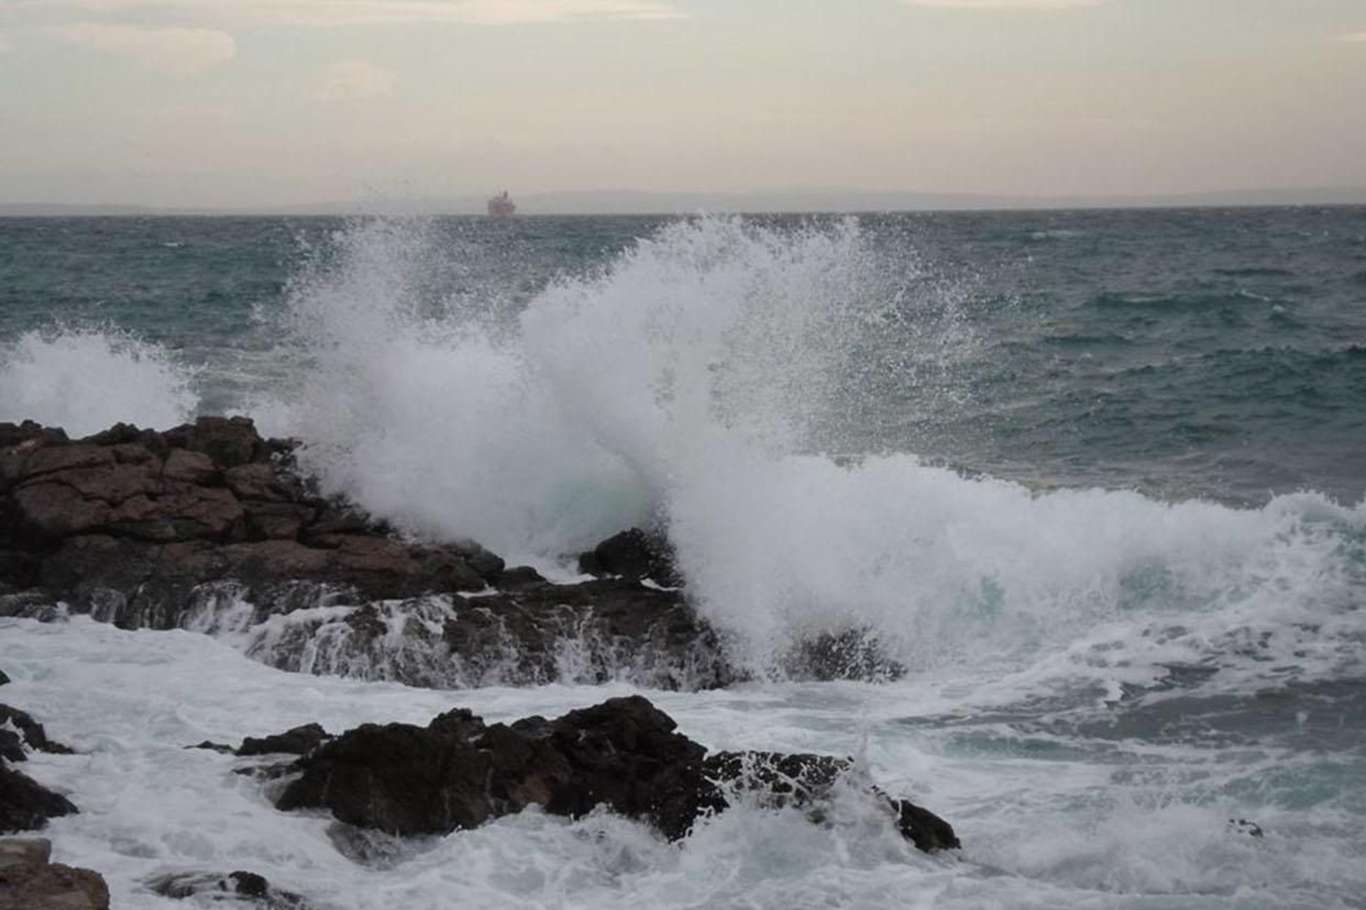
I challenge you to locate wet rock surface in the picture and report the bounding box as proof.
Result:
[0,767,77,835]
[273,695,958,853]
[0,419,748,689]
[0,705,73,763]
[578,527,682,587]
[2,418,899,689]
[0,838,109,910]
[147,869,312,908]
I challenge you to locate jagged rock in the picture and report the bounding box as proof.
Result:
[0,765,78,833]
[442,577,735,689]
[0,671,8,687]
[274,696,957,853]
[1,421,751,691]
[147,869,310,908]
[238,723,331,757]
[578,527,682,587]
[0,706,73,759]
[782,628,907,682]
[0,855,109,910]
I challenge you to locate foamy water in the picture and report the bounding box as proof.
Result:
[2,214,1364,907]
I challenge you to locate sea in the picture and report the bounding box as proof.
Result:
[1,208,1364,908]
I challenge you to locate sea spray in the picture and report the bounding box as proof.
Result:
[250,216,1366,686]
[0,325,199,435]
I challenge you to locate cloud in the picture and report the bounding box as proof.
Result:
[314,60,396,100]
[55,22,235,73]
[0,33,11,53]
[7,0,683,28]
[900,0,1104,8]
[1340,32,1366,43]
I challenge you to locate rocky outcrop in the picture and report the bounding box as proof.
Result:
[0,838,109,910]
[0,419,743,690]
[578,527,682,587]
[147,869,311,909]
[0,766,77,834]
[272,695,957,853]
[2,418,903,689]
[192,723,332,758]
[0,417,502,618]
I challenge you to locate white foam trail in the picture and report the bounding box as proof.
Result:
[0,327,199,435]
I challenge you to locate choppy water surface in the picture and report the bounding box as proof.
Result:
[1,208,1364,908]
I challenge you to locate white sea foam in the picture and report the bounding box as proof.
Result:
[244,216,1364,691]
[0,326,199,435]
[5,616,1363,909]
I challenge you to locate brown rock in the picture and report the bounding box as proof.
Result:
[17,446,113,482]
[244,502,315,541]
[11,485,112,539]
[179,416,264,468]
[161,448,216,485]
[0,860,110,910]
[224,463,297,502]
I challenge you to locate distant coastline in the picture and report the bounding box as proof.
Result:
[3,186,1366,218]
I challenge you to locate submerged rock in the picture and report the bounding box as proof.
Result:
[0,765,78,833]
[274,695,957,853]
[0,840,109,910]
[237,723,331,757]
[147,869,311,908]
[0,705,74,762]
[0,420,747,690]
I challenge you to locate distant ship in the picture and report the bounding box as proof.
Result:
[487,190,516,218]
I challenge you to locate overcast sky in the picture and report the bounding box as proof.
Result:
[1,0,1364,208]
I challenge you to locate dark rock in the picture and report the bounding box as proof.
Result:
[0,856,109,910]
[578,528,682,587]
[177,416,267,469]
[0,705,73,756]
[0,764,78,833]
[147,869,310,908]
[243,502,316,541]
[188,741,236,754]
[238,723,331,757]
[0,670,8,687]
[2,421,734,691]
[442,578,735,689]
[1229,818,1264,838]
[274,696,957,853]
[783,628,907,682]
[498,565,546,588]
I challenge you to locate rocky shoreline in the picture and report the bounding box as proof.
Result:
[0,417,744,690]
[1,416,945,906]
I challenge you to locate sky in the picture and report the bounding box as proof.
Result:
[0,0,1364,209]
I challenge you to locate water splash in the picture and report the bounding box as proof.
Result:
[255,215,1364,685]
[0,326,199,435]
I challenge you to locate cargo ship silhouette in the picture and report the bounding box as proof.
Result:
[487,190,516,218]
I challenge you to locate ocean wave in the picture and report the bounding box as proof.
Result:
[0,325,199,435]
